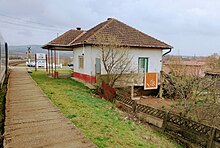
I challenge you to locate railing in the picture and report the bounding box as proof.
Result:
[116,94,134,106]
[136,103,166,119]
[115,94,220,148]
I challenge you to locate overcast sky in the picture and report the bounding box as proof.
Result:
[0,0,220,56]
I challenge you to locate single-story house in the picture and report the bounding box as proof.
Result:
[42,18,173,85]
[163,60,207,77]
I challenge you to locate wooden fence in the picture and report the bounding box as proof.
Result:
[115,94,220,148]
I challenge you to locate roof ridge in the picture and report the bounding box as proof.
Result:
[85,18,114,42]
[69,31,86,45]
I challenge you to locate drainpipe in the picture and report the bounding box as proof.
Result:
[162,48,172,57]
[161,48,172,75]
[82,42,85,55]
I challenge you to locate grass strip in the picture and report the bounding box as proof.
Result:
[31,71,180,148]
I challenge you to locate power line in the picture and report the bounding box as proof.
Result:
[0,11,68,30]
[0,23,62,33]
[0,19,66,32]
[0,13,55,28]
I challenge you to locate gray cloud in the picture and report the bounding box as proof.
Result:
[17,30,33,37]
[0,0,219,56]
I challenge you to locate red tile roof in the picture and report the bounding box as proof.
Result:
[49,29,84,45]
[74,18,172,48]
[164,60,206,66]
[43,18,172,49]
[206,68,220,75]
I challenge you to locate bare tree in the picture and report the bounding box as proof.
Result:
[95,35,133,87]
[162,57,220,128]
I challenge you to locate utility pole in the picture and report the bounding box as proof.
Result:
[57,33,60,66]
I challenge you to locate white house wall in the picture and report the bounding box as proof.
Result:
[73,46,100,76]
[73,46,89,76]
[73,46,163,76]
[129,48,163,73]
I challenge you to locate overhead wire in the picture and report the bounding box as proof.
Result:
[0,12,58,28]
[0,11,70,32]
[0,19,66,32]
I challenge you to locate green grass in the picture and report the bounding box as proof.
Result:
[56,69,72,74]
[31,71,180,148]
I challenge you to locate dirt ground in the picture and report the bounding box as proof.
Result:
[138,96,220,129]
[117,87,177,111]
[138,96,177,110]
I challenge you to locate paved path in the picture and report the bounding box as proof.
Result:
[4,67,96,148]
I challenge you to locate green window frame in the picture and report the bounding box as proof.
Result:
[138,57,148,73]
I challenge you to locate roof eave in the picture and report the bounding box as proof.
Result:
[41,44,71,50]
[70,42,173,49]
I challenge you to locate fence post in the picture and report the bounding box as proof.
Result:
[159,71,164,98]
[112,94,117,104]
[132,100,137,113]
[208,127,216,148]
[162,112,169,132]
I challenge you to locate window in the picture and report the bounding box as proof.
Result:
[95,58,101,74]
[138,57,148,73]
[79,56,84,69]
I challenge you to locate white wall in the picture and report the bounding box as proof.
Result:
[73,46,163,76]
[129,48,163,73]
[73,46,100,76]
[73,46,88,75]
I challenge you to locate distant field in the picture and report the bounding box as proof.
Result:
[31,71,181,148]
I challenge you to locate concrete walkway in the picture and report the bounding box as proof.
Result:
[4,67,96,148]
